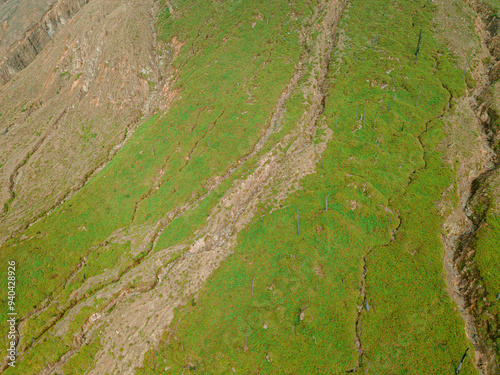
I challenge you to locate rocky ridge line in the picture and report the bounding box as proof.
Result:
[443,1,500,374]
[0,0,89,85]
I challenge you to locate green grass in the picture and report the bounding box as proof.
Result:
[0,0,488,373]
[0,0,321,373]
[61,338,101,374]
[137,0,477,374]
[0,0,309,313]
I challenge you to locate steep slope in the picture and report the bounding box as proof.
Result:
[139,0,477,373]
[0,1,328,373]
[0,0,173,245]
[437,0,500,373]
[0,0,498,374]
[0,0,57,62]
[0,0,89,85]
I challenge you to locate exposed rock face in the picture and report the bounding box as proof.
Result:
[0,0,175,244]
[0,0,57,65]
[441,1,500,374]
[0,0,90,85]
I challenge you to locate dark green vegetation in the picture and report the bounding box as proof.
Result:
[139,0,477,374]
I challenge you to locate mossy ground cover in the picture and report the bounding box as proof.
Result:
[138,0,478,374]
[0,0,319,373]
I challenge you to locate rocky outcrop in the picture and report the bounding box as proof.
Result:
[0,0,89,85]
[0,0,174,245]
[443,1,500,374]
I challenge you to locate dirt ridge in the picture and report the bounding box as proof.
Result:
[443,2,500,374]
[5,1,348,373]
[0,0,89,85]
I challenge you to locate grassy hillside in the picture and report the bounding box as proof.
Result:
[139,0,477,374]
[0,0,496,373]
[0,0,326,373]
